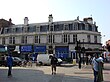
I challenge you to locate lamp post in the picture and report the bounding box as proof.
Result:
[48,14,53,54]
[75,40,81,69]
[50,24,53,54]
[82,39,85,65]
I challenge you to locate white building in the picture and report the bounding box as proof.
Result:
[0,15,102,59]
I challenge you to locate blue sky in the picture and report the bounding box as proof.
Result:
[0,0,109,45]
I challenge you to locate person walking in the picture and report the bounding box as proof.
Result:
[49,54,58,75]
[91,54,99,82]
[7,54,13,77]
[97,55,104,82]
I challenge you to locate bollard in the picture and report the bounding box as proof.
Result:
[73,59,76,65]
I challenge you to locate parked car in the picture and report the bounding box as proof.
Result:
[12,57,22,66]
[37,54,62,65]
[0,56,22,66]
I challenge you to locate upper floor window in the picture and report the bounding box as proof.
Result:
[40,25,49,32]
[88,24,92,31]
[48,35,52,43]
[21,36,27,44]
[63,34,68,43]
[87,35,91,43]
[28,26,36,32]
[35,35,39,43]
[9,37,12,44]
[69,24,73,30]
[2,37,5,45]
[82,23,85,30]
[78,23,81,30]
[94,36,97,43]
[54,24,63,31]
[68,35,70,43]
[73,34,77,43]
[64,24,69,30]
[15,27,23,33]
[4,28,10,34]
[73,23,78,30]
[9,37,15,44]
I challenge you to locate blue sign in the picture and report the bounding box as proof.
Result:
[55,47,69,59]
[20,45,33,52]
[34,46,46,53]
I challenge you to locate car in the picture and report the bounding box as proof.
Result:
[37,54,62,65]
[0,56,22,66]
[12,57,22,66]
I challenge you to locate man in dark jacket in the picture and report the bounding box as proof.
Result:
[7,55,13,77]
[49,55,58,75]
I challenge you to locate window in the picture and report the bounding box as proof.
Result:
[35,35,38,43]
[40,25,49,32]
[9,37,15,44]
[48,35,52,43]
[4,28,10,34]
[15,27,23,33]
[21,36,27,44]
[73,34,77,43]
[69,24,73,30]
[87,35,91,43]
[94,36,97,43]
[53,35,55,43]
[63,34,68,43]
[78,23,81,30]
[9,37,12,44]
[13,37,15,44]
[54,24,63,31]
[2,37,5,44]
[73,23,78,30]
[64,24,69,30]
[88,24,92,31]
[28,26,36,32]
[68,35,70,43]
[82,23,85,30]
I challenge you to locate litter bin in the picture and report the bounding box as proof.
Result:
[73,59,76,65]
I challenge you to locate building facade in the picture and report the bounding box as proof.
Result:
[0,15,102,59]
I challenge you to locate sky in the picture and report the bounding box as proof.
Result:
[0,0,109,45]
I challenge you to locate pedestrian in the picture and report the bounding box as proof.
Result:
[49,54,58,75]
[97,55,104,82]
[91,54,99,82]
[7,54,13,77]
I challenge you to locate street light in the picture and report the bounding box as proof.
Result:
[75,40,81,69]
[82,39,85,65]
[48,14,53,54]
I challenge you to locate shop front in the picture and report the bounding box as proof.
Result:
[19,45,33,60]
[55,46,69,59]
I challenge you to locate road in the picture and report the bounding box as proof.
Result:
[0,63,110,82]
[0,66,93,82]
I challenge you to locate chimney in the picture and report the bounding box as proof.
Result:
[77,16,79,20]
[9,18,12,26]
[48,14,53,24]
[24,17,29,25]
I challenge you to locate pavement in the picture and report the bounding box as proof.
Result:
[0,63,110,82]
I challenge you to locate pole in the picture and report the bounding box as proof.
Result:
[78,40,81,69]
[50,23,53,54]
[83,39,85,65]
